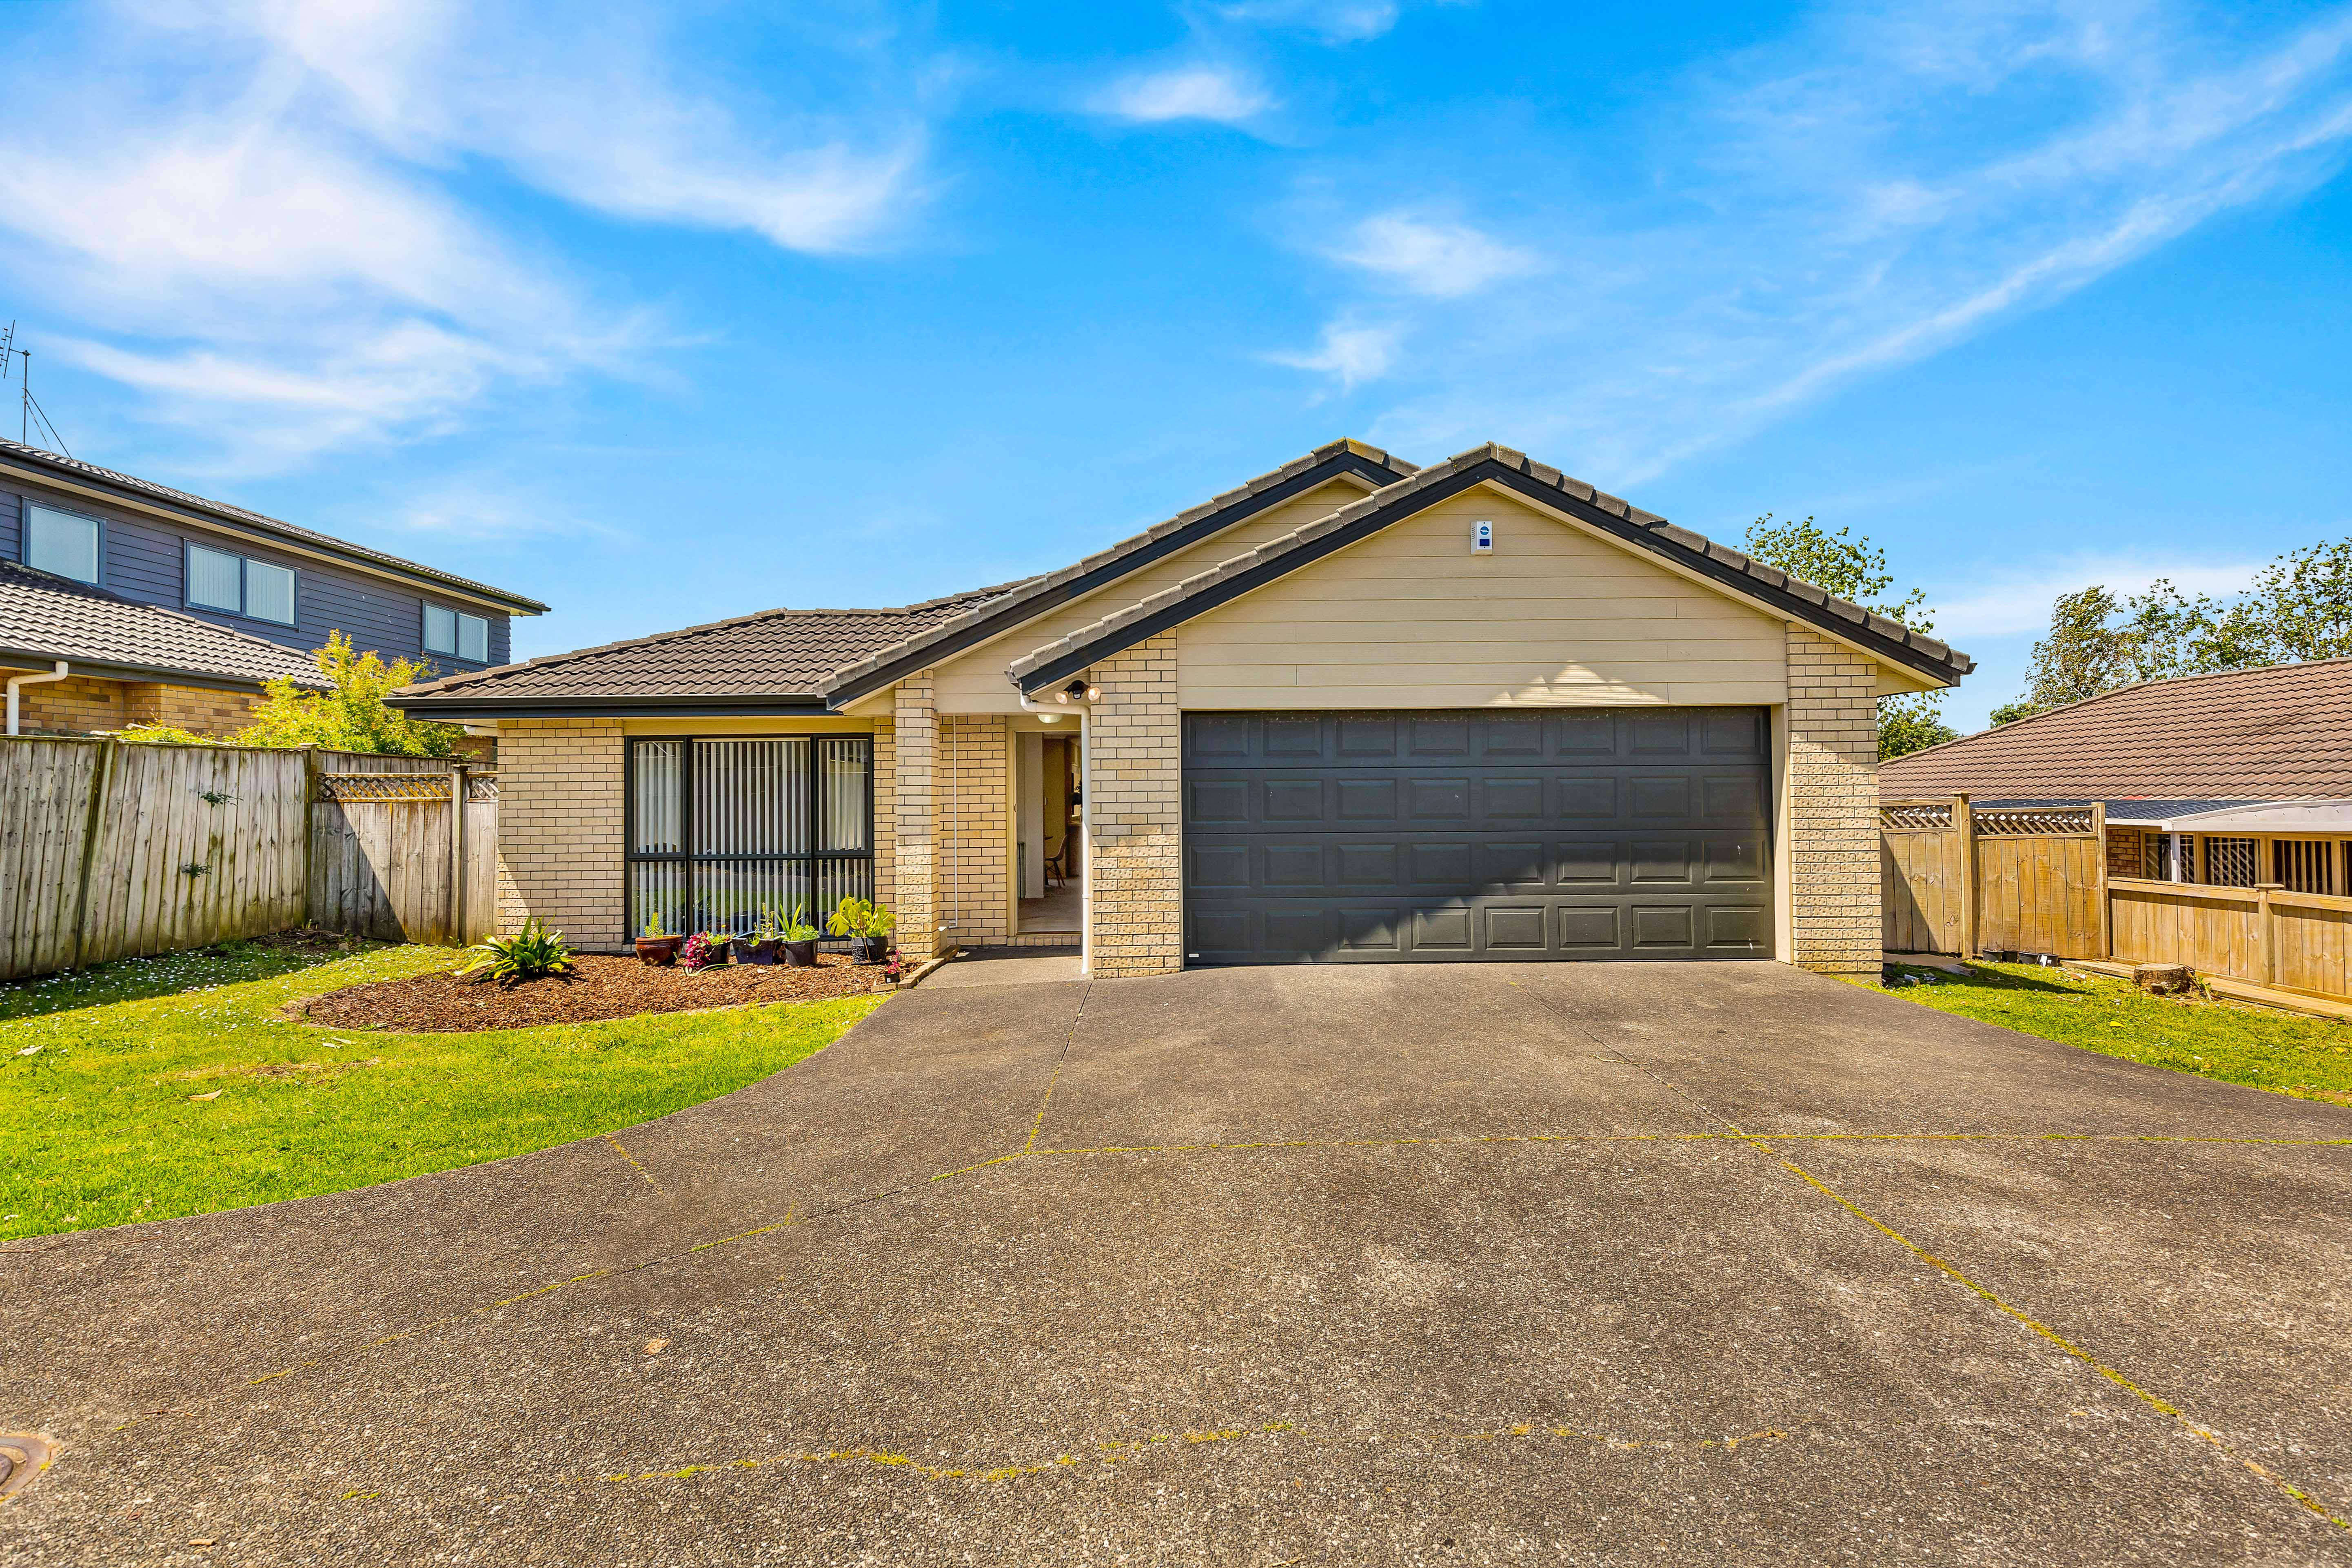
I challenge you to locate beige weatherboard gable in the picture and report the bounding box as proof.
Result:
[924,475,1381,714]
[1173,486,1791,710]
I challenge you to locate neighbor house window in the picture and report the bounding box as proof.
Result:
[625,736,874,940]
[25,503,100,583]
[184,541,297,626]
[424,604,489,663]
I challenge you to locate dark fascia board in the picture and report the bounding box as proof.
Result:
[0,451,550,616]
[821,446,1409,705]
[1013,455,1974,696]
[387,692,833,721]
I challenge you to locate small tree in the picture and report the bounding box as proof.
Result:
[1742,514,1948,758]
[234,632,466,757]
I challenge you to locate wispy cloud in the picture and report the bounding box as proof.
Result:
[1330,211,1537,297]
[1266,319,1402,389]
[0,0,934,470]
[1092,64,1275,124]
[1933,554,2267,643]
[1211,0,1405,44]
[1281,2,2352,482]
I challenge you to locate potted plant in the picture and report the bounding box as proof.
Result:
[635,909,683,967]
[826,897,898,965]
[780,901,822,967]
[679,931,723,970]
[736,903,783,965]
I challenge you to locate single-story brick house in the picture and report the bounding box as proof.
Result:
[391,441,1972,979]
[1879,658,2352,895]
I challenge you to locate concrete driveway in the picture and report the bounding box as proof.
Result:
[5,960,2351,1565]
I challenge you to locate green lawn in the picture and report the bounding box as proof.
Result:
[1879,960,2352,1108]
[0,938,883,1242]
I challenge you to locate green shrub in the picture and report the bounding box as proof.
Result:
[455,918,575,984]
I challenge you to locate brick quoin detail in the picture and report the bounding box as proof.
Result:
[937,714,1012,944]
[1786,626,1882,977]
[1086,632,1183,978]
[893,676,942,956]
[495,719,625,949]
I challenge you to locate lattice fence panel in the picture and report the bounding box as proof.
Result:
[1974,807,2094,836]
[319,774,451,803]
[1880,803,1953,830]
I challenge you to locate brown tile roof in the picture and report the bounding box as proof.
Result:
[391,583,1033,705]
[0,437,548,613]
[0,559,328,688]
[1006,443,1970,690]
[1879,659,2352,800]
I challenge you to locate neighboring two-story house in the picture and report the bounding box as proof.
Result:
[0,437,547,740]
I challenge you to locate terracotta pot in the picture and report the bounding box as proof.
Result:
[782,939,819,968]
[634,936,682,967]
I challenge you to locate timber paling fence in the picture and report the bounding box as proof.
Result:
[0,735,497,983]
[1883,793,2352,1005]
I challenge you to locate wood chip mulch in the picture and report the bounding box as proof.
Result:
[296,952,894,1033]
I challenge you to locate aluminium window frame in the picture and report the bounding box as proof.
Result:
[621,733,878,948]
[182,537,299,627]
[23,498,105,586]
[424,602,490,665]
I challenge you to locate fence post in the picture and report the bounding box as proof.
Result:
[69,737,119,971]
[2255,883,2281,989]
[450,760,468,947]
[1954,793,1976,959]
[2092,801,2110,959]
[298,745,319,930]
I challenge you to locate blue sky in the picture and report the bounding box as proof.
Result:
[3,0,2350,727]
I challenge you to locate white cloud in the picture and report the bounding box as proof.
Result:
[1212,0,1404,44]
[1331,211,1537,297]
[1293,2,2352,483]
[1267,320,1402,389]
[0,0,934,469]
[1933,555,2267,643]
[1092,64,1274,125]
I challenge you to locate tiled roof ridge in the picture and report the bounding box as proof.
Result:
[1881,654,2352,773]
[395,578,1038,698]
[1005,442,1969,682]
[0,436,549,613]
[817,438,1416,694]
[0,558,330,688]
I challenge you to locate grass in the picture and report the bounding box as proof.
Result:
[1879,960,2352,1108]
[0,937,884,1242]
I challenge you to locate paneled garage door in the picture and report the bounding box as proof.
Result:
[1181,709,1774,964]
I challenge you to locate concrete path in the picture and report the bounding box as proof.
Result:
[5,963,2350,1565]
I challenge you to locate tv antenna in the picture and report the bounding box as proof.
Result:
[0,321,71,457]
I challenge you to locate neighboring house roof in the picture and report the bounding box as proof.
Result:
[1006,443,1971,694]
[0,437,549,615]
[1879,658,2352,800]
[0,559,328,691]
[390,437,1973,718]
[388,583,1034,716]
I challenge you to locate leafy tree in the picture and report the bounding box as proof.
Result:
[1993,537,2352,721]
[1742,514,1948,758]
[233,631,466,757]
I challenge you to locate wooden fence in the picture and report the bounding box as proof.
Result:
[1881,796,2109,962]
[1886,793,2352,1005]
[0,735,498,981]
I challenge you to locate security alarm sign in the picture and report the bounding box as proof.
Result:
[1472,519,1493,553]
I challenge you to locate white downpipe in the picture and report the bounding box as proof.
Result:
[1077,709,1092,978]
[5,662,69,736]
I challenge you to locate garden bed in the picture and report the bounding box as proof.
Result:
[298,952,894,1032]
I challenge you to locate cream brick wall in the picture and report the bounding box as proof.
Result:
[1086,632,1183,978]
[893,676,942,956]
[937,714,1012,944]
[872,716,896,912]
[494,718,626,949]
[124,683,262,736]
[17,674,132,736]
[1786,627,1881,977]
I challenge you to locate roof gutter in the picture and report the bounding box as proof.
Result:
[5,661,68,735]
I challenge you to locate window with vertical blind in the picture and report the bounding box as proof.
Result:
[26,504,101,583]
[624,736,873,940]
[184,540,297,625]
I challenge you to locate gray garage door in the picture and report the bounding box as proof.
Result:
[1182,709,1773,964]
